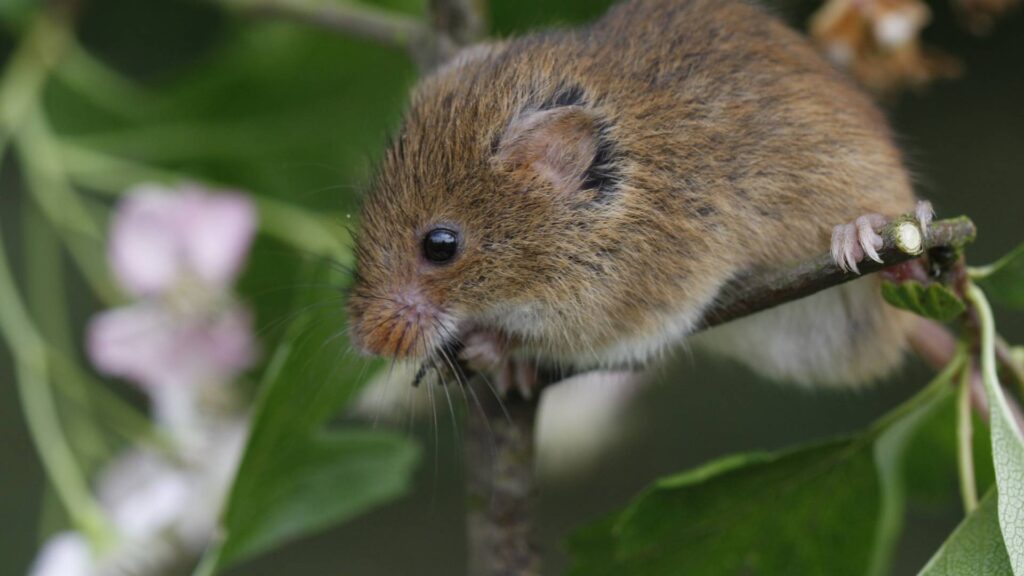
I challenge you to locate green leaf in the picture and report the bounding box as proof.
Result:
[0,0,35,30]
[215,312,420,568]
[919,489,1012,575]
[969,285,1024,573]
[568,366,955,576]
[882,281,967,322]
[902,394,995,510]
[220,430,418,564]
[975,243,1024,310]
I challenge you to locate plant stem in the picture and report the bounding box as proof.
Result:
[191,533,225,576]
[967,284,1019,432]
[47,347,176,453]
[698,217,977,329]
[465,386,541,576]
[58,144,353,264]
[23,199,113,468]
[957,361,978,514]
[17,109,123,305]
[0,14,71,158]
[210,0,430,57]
[0,222,114,547]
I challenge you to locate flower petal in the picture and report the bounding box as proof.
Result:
[29,532,95,576]
[177,187,257,289]
[109,185,184,297]
[97,450,191,541]
[87,303,181,390]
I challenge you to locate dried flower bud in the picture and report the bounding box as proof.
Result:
[810,0,962,95]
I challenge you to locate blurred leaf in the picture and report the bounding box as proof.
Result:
[568,366,955,576]
[0,0,35,30]
[882,281,967,322]
[903,393,995,510]
[974,243,1024,310]
[919,489,1012,575]
[490,0,615,34]
[970,285,1024,573]
[216,310,419,568]
[220,430,418,564]
[50,21,417,214]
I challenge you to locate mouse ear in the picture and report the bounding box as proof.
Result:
[493,106,601,195]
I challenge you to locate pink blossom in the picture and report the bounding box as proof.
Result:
[87,302,255,390]
[87,184,258,408]
[109,184,257,297]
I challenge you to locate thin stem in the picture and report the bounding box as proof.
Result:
[957,361,978,513]
[23,199,113,468]
[966,284,1024,441]
[465,385,540,576]
[47,347,177,454]
[59,143,353,264]
[699,217,977,329]
[52,41,161,120]
[429,0,487,44]
[17,109,123,305]
[0,14,71,158]
[210,0,430,53]
[0,9,115,549]
[0,221,114,548]
[191,532,225,576]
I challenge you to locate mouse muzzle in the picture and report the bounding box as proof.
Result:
[348,285,454,360]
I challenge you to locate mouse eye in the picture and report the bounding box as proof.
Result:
[422,228,459,264]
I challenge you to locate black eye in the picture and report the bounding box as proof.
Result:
[422,228,459,264]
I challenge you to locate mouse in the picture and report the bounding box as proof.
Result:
[346,0,932,391]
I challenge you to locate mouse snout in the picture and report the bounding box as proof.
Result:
[349,286,447,359]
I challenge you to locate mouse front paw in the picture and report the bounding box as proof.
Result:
[830,200,933,274]
[458,329,538,399]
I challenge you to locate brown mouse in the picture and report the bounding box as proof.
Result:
[347,0,930,389]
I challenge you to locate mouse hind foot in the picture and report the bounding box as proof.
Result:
[830,200,933,274]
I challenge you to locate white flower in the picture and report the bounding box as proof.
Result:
[96,451,192,543]
[28,532,95,576]
[95,416,248,553]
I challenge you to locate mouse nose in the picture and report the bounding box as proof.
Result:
[349,288,442,359]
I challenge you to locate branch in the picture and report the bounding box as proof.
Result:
[209,0,430,57]
[428,0,487,50]
[209,0,491,71]
[700,216,976,329]
[463,215,976,575]
[465,397,540,576]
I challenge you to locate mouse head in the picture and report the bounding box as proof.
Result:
[347,49,630,363]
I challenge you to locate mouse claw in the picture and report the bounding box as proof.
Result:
[915,200,934,237]
[459,329,507,374]
[492,358,539,400]
[830,213,886,274]
[829,202,936,274]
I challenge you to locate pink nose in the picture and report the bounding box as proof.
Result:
[352,289,441,359]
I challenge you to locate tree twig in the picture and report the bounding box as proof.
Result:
[209,0,493,71]
[699,216,976,329]
[209,0,431,60]
[465,395,540,576]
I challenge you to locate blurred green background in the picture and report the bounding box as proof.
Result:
[1,0,1022,574]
